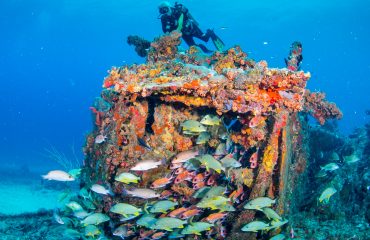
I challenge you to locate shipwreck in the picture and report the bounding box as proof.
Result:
[80,32,342,239]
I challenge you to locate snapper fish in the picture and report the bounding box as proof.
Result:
[150,200,178,213]
[130,159,162,171]
[115,172,140,184]
[196,196,230,210]
[215,202,236,212]
[220,155,241,168]
[241,221,270,232]
[266,219,288,230]
[181,120,207,133]
[181,222,214,235]
[202,186,226,199]
[193,187,211,199]
[42,170,75,181]
[196,154,225,173]
[81,213,110,226]
[320,163,339,172]
[344,154,360,164]
[66,201,84,212]
[319,187,337,204]
[196,132,211,144]
[244,197,276,211]
[74,210,91,219]
[151,217,187,231]
[261,207,282,221]
[200,114,221,126]
[84,224,101,237]
[110,203,142,217]
[136,214,157,228]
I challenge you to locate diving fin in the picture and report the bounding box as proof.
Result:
[209,30,225,52]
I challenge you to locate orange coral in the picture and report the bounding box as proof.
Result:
[303,90,343,124]
[103,67,120,88]
[161,95,211,107]
[153,76,171,84]
[183,79,201,89]
[128,102,148,138]
[174,132,193,152]
[149,68,162,78]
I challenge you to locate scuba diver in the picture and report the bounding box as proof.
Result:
[158,1,225,53]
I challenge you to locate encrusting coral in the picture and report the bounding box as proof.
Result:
[76,33,343,239]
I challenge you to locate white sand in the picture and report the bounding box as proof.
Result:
[0,178,64,215]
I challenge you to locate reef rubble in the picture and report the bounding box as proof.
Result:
[73,31,344,239]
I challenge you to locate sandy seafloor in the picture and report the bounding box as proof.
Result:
[0,166,68,239]
[0,166,65,215]
[0,167,368,240]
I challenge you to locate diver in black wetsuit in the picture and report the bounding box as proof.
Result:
[158,1,224,53]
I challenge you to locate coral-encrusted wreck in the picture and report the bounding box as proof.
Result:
[82,32,342,239]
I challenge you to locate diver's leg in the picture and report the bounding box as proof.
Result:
[183,33,212,53]
[192,25,211,42]
[182,34,196,47]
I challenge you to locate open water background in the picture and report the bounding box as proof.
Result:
[0,0,369,170]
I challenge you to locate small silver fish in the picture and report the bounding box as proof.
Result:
[95,134,107,144]
[90,184,113,195]
[42,170,75,181]
[113,225,128,239]
[53,210,64,224]
[172,150,199,164]
[125,188,160,199]
[130,160,162,171]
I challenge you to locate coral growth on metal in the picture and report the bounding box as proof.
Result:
[82,31,342,239]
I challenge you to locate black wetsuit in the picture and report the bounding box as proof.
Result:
[160,3,211,53]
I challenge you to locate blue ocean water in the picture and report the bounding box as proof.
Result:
[0,0,369,170]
